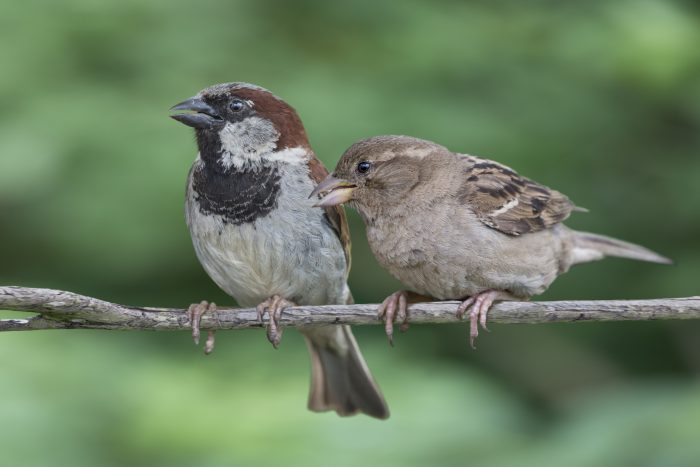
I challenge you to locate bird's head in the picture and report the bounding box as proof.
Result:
[170,82,310,170]
[310,135,447,220]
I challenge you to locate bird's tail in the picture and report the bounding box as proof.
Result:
[571,230,672,266]
[302,324,389,420]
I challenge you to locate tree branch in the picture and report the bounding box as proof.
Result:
[1,286,699,333]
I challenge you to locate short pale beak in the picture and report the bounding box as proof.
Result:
[169,97,224,129]
[309,175,356,207]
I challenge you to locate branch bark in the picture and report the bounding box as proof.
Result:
[1,286,699,333]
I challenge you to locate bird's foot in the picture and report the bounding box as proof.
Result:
[377,290,410,346]
[256,295,295,349]
[188,300,217,355]
[456,290,504,349]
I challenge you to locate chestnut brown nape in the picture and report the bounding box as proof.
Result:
[232,87,310,151]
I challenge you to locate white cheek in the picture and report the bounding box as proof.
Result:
[215,117,309,170]
[217,117,279,169]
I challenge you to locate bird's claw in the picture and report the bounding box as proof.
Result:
[377,291,410,346]
[256,295,294,349]
[204,330,216,355]
[188,300,217,354]
[457,291,498,349]
[456,297,475,320]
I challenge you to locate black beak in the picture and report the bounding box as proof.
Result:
[169,97,224,129]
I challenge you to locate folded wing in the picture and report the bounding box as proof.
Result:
[458,156,582,236]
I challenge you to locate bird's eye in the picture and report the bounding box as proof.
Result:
[356,161,372,174]
[230,100,246,112]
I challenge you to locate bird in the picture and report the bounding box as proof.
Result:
[310,135,671,348]
[169,82,389,418]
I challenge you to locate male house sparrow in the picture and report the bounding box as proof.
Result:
[170,83,388,418]
[311,135,671,347]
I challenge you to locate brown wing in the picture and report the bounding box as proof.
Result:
[307,155,352,276]
[459,156,581,236]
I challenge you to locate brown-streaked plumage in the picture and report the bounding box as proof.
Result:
[311,135,671,348]
[170,83,388,418]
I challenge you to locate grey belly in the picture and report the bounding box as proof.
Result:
[187,205,349,307]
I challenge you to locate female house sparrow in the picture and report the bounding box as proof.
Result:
[170,83,388,419]
[311,135,671,348]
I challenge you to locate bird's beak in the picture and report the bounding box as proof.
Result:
[169,97,224,129]
[309,175,356,207]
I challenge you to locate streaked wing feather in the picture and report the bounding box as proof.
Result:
[459,156,578,236]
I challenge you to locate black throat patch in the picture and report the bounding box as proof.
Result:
[192,160,281,225]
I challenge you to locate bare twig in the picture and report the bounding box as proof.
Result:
[1,286,699,333]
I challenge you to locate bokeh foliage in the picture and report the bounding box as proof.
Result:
[1,1,699,466]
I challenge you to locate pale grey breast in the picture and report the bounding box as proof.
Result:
[186,156,349,307]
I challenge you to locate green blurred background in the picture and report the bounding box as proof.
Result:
[1,0,699,466]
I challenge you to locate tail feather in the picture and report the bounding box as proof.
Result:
[303,325,389,420]
[572,231,672,265]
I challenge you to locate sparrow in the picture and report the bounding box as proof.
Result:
[169,83,389,419]
[311,135,672,348]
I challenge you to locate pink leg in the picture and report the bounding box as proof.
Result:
[456,290,512,349]
[188,301,217,355]
[256,295,295,349]
[377,291,409,346]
